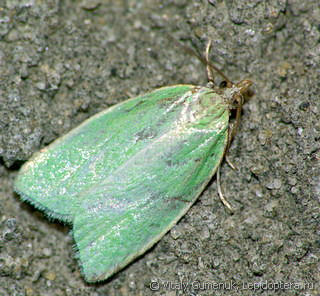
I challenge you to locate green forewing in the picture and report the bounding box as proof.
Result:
[15,86,194,220]
[14,85,230,282]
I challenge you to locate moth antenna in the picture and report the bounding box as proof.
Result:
[166,34,232,85]
[205,40,215,84]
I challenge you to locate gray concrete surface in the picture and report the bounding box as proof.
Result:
[0,0,319,295]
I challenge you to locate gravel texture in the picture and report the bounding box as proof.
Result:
[0,0,319,295]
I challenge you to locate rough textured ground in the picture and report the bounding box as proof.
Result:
[0,0,319,295]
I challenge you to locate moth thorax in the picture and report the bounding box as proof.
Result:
[182,89,227,128]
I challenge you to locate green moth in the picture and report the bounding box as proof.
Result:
[14,41,252,283]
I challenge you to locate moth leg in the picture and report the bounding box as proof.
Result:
[218,125,237,212]
[226,155,237,171]
[217,166,233,211]
[224,124,238,171]
[225,81,253,173]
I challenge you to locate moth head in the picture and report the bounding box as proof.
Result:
[218,78,253,110]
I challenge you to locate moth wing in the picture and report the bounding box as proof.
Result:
[73,106,229,282]
[14,86,194,221]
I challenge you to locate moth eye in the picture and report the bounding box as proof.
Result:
[219,81,228,88]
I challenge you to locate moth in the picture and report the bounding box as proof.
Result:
[14,40,252,282]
